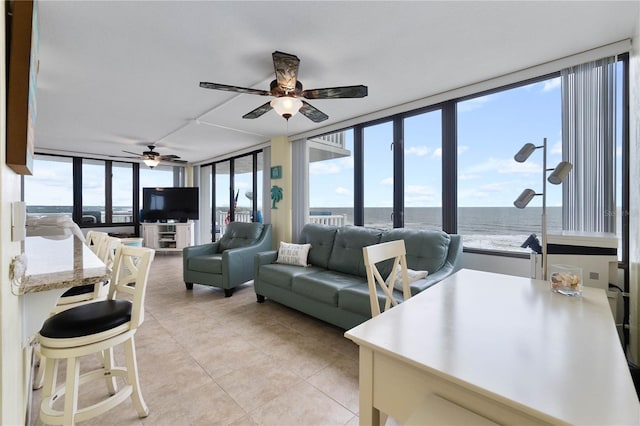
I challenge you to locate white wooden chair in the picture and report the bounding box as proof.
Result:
[362,240,412,317]
[34,236,123,390]
[53,236,121,310]
[85,230,108,254]
[38,245,155,425]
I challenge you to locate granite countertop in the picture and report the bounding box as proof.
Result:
[13,235,110,295]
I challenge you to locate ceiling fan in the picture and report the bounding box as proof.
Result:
[200,51,368,122]
[122,145,186,168]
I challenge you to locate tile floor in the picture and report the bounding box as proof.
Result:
[30,253,365,426]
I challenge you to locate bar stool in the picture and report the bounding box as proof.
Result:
[85,230,108,254]
[33,236,123,391]
[53,236,121,311]
[38,245,155,425]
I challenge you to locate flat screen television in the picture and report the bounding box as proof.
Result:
[142,187,199,222]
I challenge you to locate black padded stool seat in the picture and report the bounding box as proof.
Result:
[60,283,95,298]
[40,300,132,339]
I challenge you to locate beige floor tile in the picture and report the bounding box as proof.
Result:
[215,358,304,412]
[307,356,360,413]
[249,381,355,426]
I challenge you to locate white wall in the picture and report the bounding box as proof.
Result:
[628,10,640,362]
[0,2,29,422]
[462,252,531,277]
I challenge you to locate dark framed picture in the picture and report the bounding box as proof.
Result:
[7,0,38,175]
[270,166,282,179]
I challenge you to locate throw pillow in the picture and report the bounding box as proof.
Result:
[276,242,312,267]
[385,264,428,291]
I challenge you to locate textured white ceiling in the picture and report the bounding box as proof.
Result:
[32,1,639,165]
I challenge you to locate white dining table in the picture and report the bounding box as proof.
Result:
[345,269,640,425]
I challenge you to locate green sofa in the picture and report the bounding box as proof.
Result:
[183,222,272,297]
[254,224,462,329]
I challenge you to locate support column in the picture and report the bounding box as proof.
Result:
[270,136,292,247]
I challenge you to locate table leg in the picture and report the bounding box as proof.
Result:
[359,347,384,425]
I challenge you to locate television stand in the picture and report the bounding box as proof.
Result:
[141,222,194,252]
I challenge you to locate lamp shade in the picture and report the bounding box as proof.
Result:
[143,157,160,168]
[547,161,573,184]
[514,143,538,163]
[514,188,537,209]
[270,96,303,120]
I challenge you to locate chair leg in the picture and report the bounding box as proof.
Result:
[224,288,233,297]
[63,357,81,426]
[124,336,149,418]
[256,294,265,303]
[41,357,58,402]
[33,350,45,390]
[185,282,193,290]
[102,347,118,395]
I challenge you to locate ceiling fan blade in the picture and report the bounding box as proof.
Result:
[122,150,142,156]
[161,158,187,164]
[158,154,181,160]
[302,85,368,99]
[272,51,300,93]
[243,101,273,119]
[200,82,271,96]
[299,101,329,123]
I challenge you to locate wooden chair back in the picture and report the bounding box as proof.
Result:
[362,240,411,317]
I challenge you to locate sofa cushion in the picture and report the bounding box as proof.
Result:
[338,283,403,318]
[380,229,451,277]
[299,224,338,268]
[187,254,223,274]
[276,242,312,266]
[218,222,264,252]
[327,226,382,277]
[386,264,429,290]
[258,264,324,290]
[292,270,366,306]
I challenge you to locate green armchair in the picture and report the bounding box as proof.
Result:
[183,222,272,297]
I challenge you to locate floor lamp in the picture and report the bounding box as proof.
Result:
[513,137,573,280]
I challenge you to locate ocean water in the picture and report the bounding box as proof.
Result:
[312,206,566,252]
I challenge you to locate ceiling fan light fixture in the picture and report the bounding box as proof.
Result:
[270,96,302,120]
[143,157,160,168]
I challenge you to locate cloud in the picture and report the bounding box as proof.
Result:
[406,184,436,196]
[405,146,430,156]
[432,145,468,159]
[550,140,562,155]
[463,157,540,175]
[309,161,342,175]
[457,94,494,113]
[542,77,561,92]
[381,177,393,185]
[335,187,351,196]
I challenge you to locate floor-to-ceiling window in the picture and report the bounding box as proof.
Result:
[304,54,628,259]
[363,121,394,228]
[24,156,74,216]
[403,109,442,231]
[112,162,134,223]
[456,75,562,252]
[82,159,106,224]
[24,154,188,230]
[308,129,354,226]
[208,150,263,240]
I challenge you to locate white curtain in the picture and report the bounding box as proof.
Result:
[561,56,617,233]
[262,146,271,226]
[291,138,308,242]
